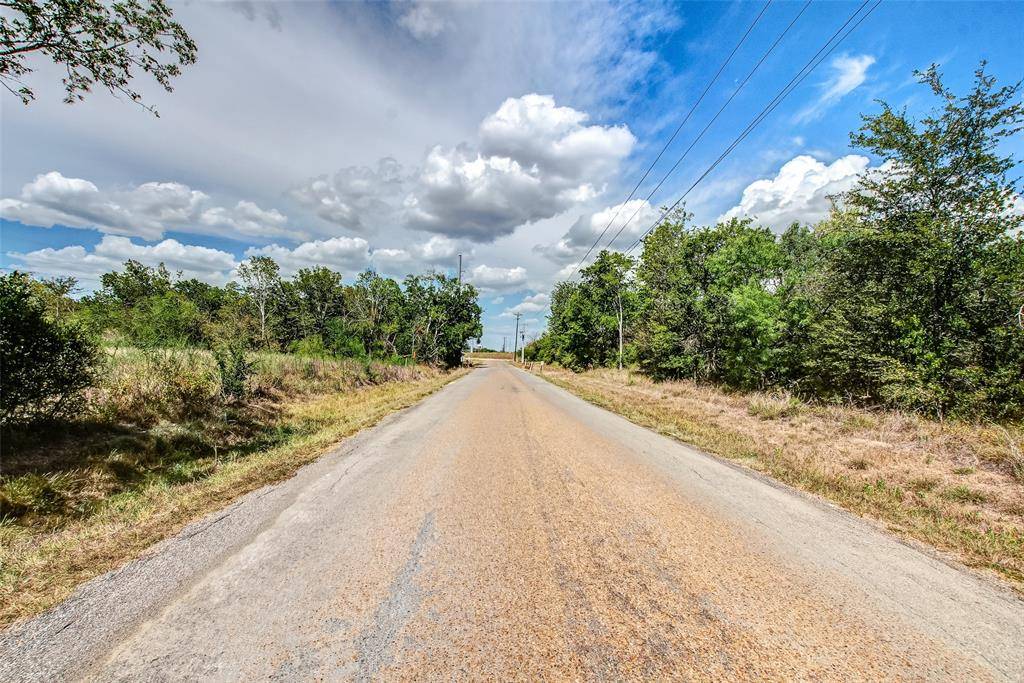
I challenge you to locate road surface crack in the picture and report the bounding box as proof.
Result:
[353,510,436,681]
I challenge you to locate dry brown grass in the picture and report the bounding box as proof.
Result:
[534,366,1024,589]
[0,360,467,628]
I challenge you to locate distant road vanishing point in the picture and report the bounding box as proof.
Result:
[3,361,1022,681]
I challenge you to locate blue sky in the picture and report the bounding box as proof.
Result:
[2,0,1022,349]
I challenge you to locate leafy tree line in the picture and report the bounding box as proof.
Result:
[528,65,1024,420]
[1,260,482,424]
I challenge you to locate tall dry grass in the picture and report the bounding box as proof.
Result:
[0,348,461,627]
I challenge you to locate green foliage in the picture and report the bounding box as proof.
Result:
[402,273,483,368]
[324,318,367,359]
[347,270,404,357]
[630,215,789,387]
[128,291,204,348]
[537,64,1024,420]
[67,254,482,371]
[536,251,635,370]
[0,0,197,114]
[98,259,172,307]
[236,255,280,346]
[293,266,344,338]
[806,63,1024,417]
[214,345,254,400]
[32,276,79,322]
[289,335,330,358]
[0,272,98,425]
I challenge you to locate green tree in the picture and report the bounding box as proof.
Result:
[236,256,280,347]
[99,259,172,308]
[0,0,197,114]
[128,291,204,347]
[173,278,228,319]
[34,275,79,322]
[348,270,404,358]
[0,272,98,425]
[632,215,788,386]
[810,63,1024,416]
[402,273,482,368]
[542,251,635,370]
[293,266,344,339]
[542,280,591,370]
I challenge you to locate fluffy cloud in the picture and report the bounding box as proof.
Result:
[294,95,633,243]
[405,94,634,241]
[245,236,371,277]
[1,172,293,241]
[368,235,463,277]
[410,235,460,261]
[290,158,404,233]
[797,54,876,123]
[398,2,447,39]
[465,264,528,291]
[502,292,550,317]
[8,235,237,286]
[478,94,632,181]
[536,199,658,264]
[369,247,414,274]
[718,154,872,230]
[199,201,289,238]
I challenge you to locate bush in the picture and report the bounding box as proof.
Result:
[289,335,329,357]
[214,345,254,399]
[0,273,98,425]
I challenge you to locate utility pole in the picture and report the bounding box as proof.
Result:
[501,336,506,353]
[520,325,526,363]
[512,313,521,361]
[458,254,463,284]
[616,289,624,370]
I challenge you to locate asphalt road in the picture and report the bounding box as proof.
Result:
[3,362,1022,681]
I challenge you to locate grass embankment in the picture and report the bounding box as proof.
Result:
[0,348,466,627]
[532,366,1024,589]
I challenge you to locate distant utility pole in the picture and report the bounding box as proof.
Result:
[458,254,463,284]
[520,325,526,363]
[512,313,521,360]
[501,336,506,353]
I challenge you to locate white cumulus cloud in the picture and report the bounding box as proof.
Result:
[1,171,293,241]
[245,236,371,277]
[718,154,874,230]
[368,235,465,277]
[199,201,289,238]
[502,292,550,317]
[405,94,634,241]
[466,264,528,291]
[7,235,238,287]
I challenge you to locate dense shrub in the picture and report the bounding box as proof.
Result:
[214,345,254,399]
[0,272,98,425]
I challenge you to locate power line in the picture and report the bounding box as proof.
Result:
[600,0,814,255]
[569,0,774,277]
[623,0,882,255]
